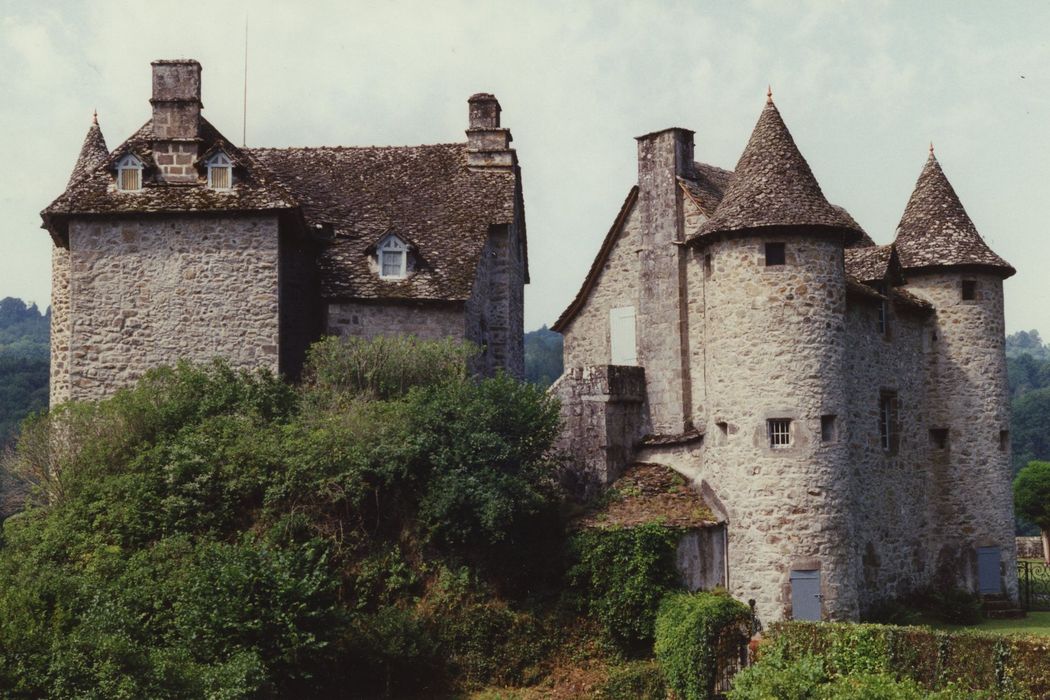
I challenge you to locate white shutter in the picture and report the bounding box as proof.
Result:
[609,306,637,365]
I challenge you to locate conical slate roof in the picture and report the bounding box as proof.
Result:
[893,151,1014,277]
[66,114,109,189]
[692,96,865,242]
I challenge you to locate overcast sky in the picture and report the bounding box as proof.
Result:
[2,0,1048,334]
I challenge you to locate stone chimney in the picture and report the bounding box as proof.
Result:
[150,59,202,182]
[466,93,515,171]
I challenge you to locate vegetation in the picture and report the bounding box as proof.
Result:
[1004,330,1050,534]
[1013,461,1050,562]
[0,340,573,698]
[523,326,563,388]
[864,587,984,627]
[734,621,1050,699]
[0,297,48,447]
[654,591,753,700]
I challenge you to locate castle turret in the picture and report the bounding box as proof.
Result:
[689,92,866,620]
[894,147,1018,598]
[66,112,108,189]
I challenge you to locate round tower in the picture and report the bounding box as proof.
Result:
[689,93,866,621]
[894,148,1018,599]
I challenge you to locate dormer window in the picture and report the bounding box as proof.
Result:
[116,154,143,191]
[207,152,233,190]
[378,234,408,279]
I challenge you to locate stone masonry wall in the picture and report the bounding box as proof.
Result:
[50,244,72,404]
[327,301,465,343]
[562,203,642,369]
[698,233,856,621]
[843,297,937,611]
[63,215,280,401]
[905,271,1018,598]
[464,223,525,378]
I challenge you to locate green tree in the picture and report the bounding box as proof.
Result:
[1013,460,1050,563]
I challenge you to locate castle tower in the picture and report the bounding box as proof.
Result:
[688,93,867,620]
[894,148,1018,598]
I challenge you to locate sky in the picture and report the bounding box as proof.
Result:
[1,0,1048,334]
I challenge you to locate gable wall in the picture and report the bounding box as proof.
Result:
[464,221,525,378]
[562,203,642,369]
[61,214,281,401]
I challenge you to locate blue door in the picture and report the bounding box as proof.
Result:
[977,546,1001,595]
[790,569,822,621]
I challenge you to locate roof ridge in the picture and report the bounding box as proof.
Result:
[246,142,466,153]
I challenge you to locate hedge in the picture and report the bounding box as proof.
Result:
[764,621,1050,698]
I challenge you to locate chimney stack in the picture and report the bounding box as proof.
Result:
[466,93,515,171]
[150,59,203,182]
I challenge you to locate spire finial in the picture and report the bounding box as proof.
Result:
[766,85,773,104]
[929,141,934,157]
[92,109,98,125]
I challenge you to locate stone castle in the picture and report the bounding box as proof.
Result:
[552,91,1017,622]
[42,59,527,404]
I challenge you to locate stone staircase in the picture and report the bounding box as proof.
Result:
[982,594,1026,619]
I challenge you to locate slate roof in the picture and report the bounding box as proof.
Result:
[844,244,898,283]
[66,116,108,189]
[690,98,865,243]
[250,144,520,301]
[679,162,733,216]
[42,118,297,233]
[893,152,1014,277]
[574,462,720,530]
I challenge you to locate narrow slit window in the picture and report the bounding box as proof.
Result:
[716,421,729,438]
[116,154,143,191]
[207,152,233,190]
[765,242,786,266]
[962,280,977,301]
[704,253,713,278]
[879,392,899,452]
[999,430,1010,452]
[930,428,949,450]
[821,415,836,443]
[768,419,791,448]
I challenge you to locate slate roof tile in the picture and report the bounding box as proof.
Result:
[66,116,109,189]
[893,152,1014,277]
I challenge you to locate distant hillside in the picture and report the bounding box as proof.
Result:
[524,326,563,387]
[0,298,49,445]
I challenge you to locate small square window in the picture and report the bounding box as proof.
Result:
[962,280,977,301]
[1000,430,1010,452]
[768,419,791,448]
[930,428,949,450]
[765,242,786,266]
[821,415,836,443]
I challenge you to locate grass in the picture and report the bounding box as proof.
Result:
[929,611,1050,637]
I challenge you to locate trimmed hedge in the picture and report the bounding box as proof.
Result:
[654,591,753,700]
[764,621,1050,698]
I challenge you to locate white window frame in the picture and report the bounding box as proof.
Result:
[206,152,233,190]
[768,419,791,448]
[378,234,408,279]
[116,154,143,191]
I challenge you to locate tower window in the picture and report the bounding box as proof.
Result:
[765,242,786,266]
[961,280,977,301]
[704,253,713,278]
[116,154,143,191]
[768,419,791,448]
[821,415,837,443]
[873,283,889,336]
[879,392,899,453]
[378,234,408,279]
[929,428,949,450]
[1000,430,1010,452]
[206,152,233,190]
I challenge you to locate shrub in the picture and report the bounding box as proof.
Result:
[596,659,667,700]
[726,652,827,699]
[568,523,683,651]
[654,591,753,700]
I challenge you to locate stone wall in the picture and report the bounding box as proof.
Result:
[843,294,937,611]
[1017,536,1045,560]
[60,214,281,401]
[561,203,642,369]
[50,244,72,404]
[326,301,464,343]
[464,222,525,378]
[677,525,727,591]
[698,233,856,621]
[906,271,1018,598]
[550,365,648,499]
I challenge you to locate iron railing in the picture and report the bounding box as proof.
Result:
[1018,559,1050,611]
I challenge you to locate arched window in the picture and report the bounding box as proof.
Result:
[378,234,408,279]
[116,154,143,191]
[207,152,233,190]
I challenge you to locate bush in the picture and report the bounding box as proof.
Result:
[596,659,666,700]
[568,523,683,651]
[654,591,753,700]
